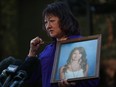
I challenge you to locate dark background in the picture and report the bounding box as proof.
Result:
[0,0,116,87]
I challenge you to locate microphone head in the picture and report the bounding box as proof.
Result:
[0,56,23,82]
[6,65,19,75]
[0,56,15,72]
[0,69,7,79]
[0,56,22,74]
[14,70,27,81]
[9,70,27,87]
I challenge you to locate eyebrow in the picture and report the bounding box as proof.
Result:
[44,17,52,22]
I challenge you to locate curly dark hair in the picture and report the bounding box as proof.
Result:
[42,1,80,37]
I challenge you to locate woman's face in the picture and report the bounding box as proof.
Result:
[44,15,64,39]
[72,49,82,61]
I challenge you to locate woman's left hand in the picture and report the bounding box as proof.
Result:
[58,79,76,87]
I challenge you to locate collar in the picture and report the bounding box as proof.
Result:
[68,35,82,39]
[51,35,82,46]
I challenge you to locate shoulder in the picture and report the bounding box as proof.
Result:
[60,66,65,70]
[44,41,56,49]
[68,35,82,39]
[86,64,89,69]
[39,41,56,57]
[60,66,65,72]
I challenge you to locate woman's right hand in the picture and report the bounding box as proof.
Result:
[28,36,44,57]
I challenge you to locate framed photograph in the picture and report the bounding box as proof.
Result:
[50,34,102,83]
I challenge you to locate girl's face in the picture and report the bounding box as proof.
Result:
[44,15,64,39]
[72,49,82,61]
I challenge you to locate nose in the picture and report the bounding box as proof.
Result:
[75,55,78,58]
[46,22,51,30]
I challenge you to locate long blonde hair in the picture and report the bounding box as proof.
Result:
[63,47,87,73]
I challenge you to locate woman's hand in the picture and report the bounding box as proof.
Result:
[58,79,76,87]
[28,36,44,57]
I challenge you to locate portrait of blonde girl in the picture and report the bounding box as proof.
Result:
[60,47,88,80]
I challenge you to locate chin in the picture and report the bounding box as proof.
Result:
[49,34,56,38]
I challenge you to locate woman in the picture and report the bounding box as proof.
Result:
[25,1,99,87]
[60,47,88,80]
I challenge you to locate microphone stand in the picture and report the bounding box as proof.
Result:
[10,78,25,87]
[0,82,2,87]
[9,70,27,87]
[2,75,11,87]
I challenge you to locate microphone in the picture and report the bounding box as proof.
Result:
[0,66,18,84]
[0,70,6,87]
[0,56,22,74]
[0,57,22,80]
[1,65,19,87]
[0,56,22,87]
[9,57,40,87]
[9,70,27,87]
[0,69,7,80]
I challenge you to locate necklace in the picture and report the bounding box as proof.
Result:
[70,61,81,78]
[70,63,77,78]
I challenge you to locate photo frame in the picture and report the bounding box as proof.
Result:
[50,34,102,84]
